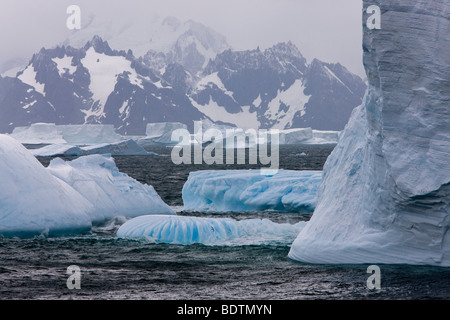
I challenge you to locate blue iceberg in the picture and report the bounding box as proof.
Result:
[116,215,306,246]
[182,170,322,213]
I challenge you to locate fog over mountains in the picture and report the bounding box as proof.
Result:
[0,17,366,135]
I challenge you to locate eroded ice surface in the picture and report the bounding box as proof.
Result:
[182,170,322,213]
[289,0,450,266]
[47,155,175,224]
[116,215,306,246]
[0,134,92,237]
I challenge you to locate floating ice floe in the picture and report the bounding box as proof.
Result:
[182,170,322,213]
[116,215,306,246]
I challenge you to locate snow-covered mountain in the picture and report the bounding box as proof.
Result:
[63,16,230,75]
[0,32,366,135]
[0,36,205,135]
[191,42,366,130]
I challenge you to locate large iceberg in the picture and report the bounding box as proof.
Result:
[9,123,124,145]
[57,124,124,145]
[182,170,321,212]
[0,134,92,237]
[0,135,174,237]
[9,123,66,144]
[289,0,450,266]
[117,215,306,246]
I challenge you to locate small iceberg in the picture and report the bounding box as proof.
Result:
[32,139,157,157]
[116,215,306,246]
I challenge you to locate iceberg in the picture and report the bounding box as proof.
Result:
[0,134,92,237]
[289,0,450,266]
[32,144,86,157]
[80,139,157,156]
[278,128,313,145]
[47,155,175,224]
[275,128,339,145]
[182,170,321,212]
[0,134,173,237]
[116,215,306,246]
[140,122,188,146]
[33,139,157,157]
[308,130,339,144]
[9,123,66,144]
[56,124,124,145]
[9,123,124,145]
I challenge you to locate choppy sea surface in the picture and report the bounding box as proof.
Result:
[0,145,449,300]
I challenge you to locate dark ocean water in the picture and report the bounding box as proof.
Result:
[1,145,449,300]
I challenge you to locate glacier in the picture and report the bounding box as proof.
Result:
[0,135,174,237]
[116,215,306,246]
[289,0,450,266]
[182,170,321,213]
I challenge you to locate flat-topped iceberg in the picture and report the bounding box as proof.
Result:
[289,0,450,266]
[9,123,66,144]
[57,124,124,145]
[9,123,124,145]
[182,170,321,212]
[117,215,306,246]
[0,135,173,237]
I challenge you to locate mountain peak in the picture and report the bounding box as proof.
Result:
[84,35,113,55]
[266,41,302,56]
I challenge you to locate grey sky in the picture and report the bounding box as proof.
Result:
[0,0,365,77]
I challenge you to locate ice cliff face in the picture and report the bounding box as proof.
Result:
[289,0,450,266]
